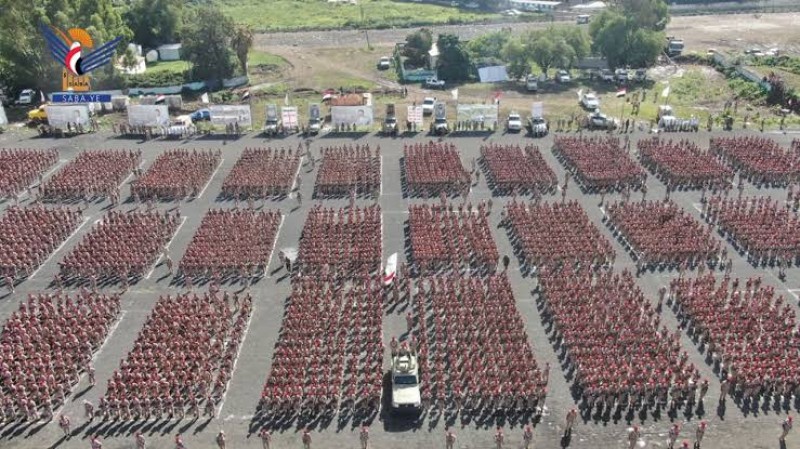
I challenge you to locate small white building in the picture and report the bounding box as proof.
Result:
[428,43,440,70]
[157,44,182,61]
[506,0,561,12]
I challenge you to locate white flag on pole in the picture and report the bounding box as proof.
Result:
[200,93,209,104]
[451,88,459,101]
[661,85,670,98]
[383,253,398,286]
[284,92,290,106]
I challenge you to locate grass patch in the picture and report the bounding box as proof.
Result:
[145,60,190,75]
[248,51,288,68]
[217,0,510,32]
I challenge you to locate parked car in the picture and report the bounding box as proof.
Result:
[190,108,211,123]
[16,89,36,105]
[580,92,600,110]
[527,116,548,137]
[422,97,436,116]
[506,112,523,132]
[599,69,615,82]
[424,77,446,89]
[634,68,647,82]
[587,111,618,130]
[615,68,629,83]
[378,56,391,70]
[555,70,571,83]
[525,75,539,92]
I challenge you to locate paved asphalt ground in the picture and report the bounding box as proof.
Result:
[0,127,799,449]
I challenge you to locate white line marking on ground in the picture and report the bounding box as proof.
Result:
[117,159,146,190]
[290,156,304,192]
[30,216,90,280]
[216,306,254,418]
[145,216,187,279]
[17,159,66,199]
[788,289,800,301]
[692,203,703,213]
[51,310,127,419]
[266,214,285,278]
[197,158,223,199]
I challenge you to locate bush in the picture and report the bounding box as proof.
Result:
[728,77,767,102]
[126,70,188,88]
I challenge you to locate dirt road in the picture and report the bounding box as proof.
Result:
[255,12,800,52]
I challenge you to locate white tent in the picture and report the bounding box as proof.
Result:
[572,1,607,10]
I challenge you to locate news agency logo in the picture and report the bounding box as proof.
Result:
[40,24,121,103]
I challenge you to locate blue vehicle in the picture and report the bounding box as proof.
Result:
[190,108,210,123]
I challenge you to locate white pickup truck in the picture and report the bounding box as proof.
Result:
[391,353,422,413]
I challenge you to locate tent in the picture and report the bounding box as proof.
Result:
[572,1,607,10]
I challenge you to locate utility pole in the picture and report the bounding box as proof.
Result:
[360,5,371,49]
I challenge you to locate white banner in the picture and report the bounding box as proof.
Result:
[456,104,499,125]
[127,105,169,127]
[407,106,423,125]
[477,65,509,83]
[281,107,298,128]
[45,105,91,128]
[331,105,374,126]
[531,102,543,118]
[210,105,252,127]
[0,105,7,126]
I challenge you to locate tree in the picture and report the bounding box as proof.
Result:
[121,47,139,71]
[525,32,556,76]
[0,0,131,92]
[403,28,432,68]
[231,25,254,75]
[589,11,630,69]
[435,34,472,82]
[589,6,665,69]
[620,0,669,31]
[501,38,529,79]
[126,0,183,50]
[468,30,510,61]
[181,5,236,82]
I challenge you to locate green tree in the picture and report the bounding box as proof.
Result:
[627,28,663,68]
[403,28,433,68]
[501,37,529,79]
[526,32,556,76]
[435,33,472,82]
[589,1,668,69]
[121,47,139,71]
[231,24,254,75]
[621,0,669,31]
[468,30,510,61]
[181,5,236,82]
[589,11,630,69]
[126,0,183,50]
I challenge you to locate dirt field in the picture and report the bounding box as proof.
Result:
[668,12,800,54]
[246,12,800,132]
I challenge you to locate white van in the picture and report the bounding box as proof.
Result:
[577,15,590,25]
